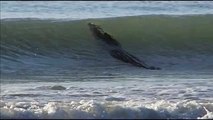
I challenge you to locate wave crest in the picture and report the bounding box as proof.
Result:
[1,100,212,119]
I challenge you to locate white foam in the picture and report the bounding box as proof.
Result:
[198,107,213,119]
[1,100,212,119]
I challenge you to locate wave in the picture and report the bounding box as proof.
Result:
[1,15,213,74]
[0,100,212,119]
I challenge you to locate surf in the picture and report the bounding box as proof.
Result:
[1,15,213,74]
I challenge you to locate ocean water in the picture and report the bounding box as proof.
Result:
[1,1,213,119]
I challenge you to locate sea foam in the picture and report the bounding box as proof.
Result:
[1,100,212,119]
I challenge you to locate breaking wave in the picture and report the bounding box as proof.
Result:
[0,100,212,119]
[1,15,213,75]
